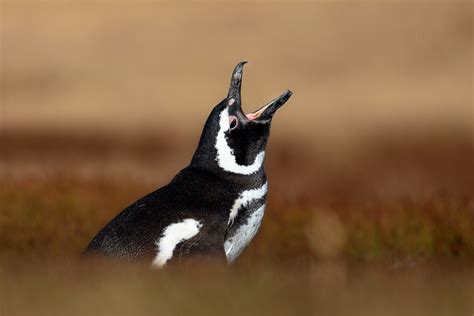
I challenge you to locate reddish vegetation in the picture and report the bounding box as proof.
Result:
[1,129,472,264]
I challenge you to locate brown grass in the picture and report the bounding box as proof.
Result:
[1,129,472,263]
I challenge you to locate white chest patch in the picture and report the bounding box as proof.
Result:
[151,218,202,268]
[215,108,265,175]
[224,204,266,263]
[228,182,268,225]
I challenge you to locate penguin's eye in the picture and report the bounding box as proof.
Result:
[229,116,238,130]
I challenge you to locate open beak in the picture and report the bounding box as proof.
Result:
[227,61,292,122]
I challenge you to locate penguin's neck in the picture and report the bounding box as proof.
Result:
[189,135,267,190]
[190,138,266,181]
[190,109,266,178]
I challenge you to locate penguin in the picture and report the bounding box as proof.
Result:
[84,61,292,267]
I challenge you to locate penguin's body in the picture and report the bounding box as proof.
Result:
[86,166,267,265]
[85,62,292,267]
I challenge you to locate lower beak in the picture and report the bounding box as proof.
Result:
[246,90,293,121]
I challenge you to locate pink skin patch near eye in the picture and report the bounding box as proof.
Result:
[228,98,235,106]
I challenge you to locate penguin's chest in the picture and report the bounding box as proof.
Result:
[224,183,268,263]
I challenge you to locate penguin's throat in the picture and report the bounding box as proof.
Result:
[215,109,265,175]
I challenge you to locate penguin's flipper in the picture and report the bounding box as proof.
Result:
[174,238,227,266]
[171,217,228,265]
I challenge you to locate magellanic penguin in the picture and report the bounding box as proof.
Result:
[84,62,292,267]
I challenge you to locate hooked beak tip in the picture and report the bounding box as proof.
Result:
[232,61,247,79]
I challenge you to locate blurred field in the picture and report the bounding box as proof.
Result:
[0,259,473,316]
[1,1,473,315]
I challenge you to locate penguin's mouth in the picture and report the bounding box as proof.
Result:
[227,61,292,122]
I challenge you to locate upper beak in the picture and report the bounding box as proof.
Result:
[227,61,247,105]
[227,61,292,121]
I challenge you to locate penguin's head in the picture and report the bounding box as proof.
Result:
[192,61,292,176]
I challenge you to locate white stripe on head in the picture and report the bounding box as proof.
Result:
[151,218,202,268]
[215,108,265,175]
[228,182,268,225]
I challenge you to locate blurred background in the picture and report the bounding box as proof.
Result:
[1,1,473,315]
